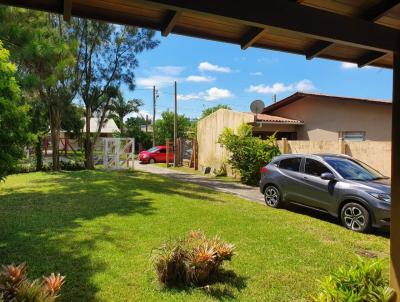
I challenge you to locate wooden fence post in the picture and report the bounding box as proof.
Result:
[166,139,170,168]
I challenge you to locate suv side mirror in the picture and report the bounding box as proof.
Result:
[320,172,335,181]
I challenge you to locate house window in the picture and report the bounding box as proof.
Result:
[340,131,366,142]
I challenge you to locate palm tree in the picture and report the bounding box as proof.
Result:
[110,91,143,136]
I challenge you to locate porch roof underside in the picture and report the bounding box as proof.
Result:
[3,0,400,69]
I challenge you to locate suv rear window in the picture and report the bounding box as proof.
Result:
[279,157,302,172]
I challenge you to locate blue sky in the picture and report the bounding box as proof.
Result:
[124,33,392,119]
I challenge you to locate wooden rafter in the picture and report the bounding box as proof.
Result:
[63,0,72,22]
[305,0,400,62]
[140,0,400,53]
[161,10,180,37]
[357,51,388,68]
[240,27,265,50]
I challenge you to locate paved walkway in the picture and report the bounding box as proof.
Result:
[134,161,264,204]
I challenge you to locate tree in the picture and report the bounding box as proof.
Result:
[219,123,280,185]
[28,100,48,171]
[72,19,159,169]
[200,104,231,119]
[0,41,30,180]
[0,8,78,171]
[154,110,192,145]
[109,90,142,136]
[125,116,152,151]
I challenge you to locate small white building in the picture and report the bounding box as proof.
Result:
[82,118,120,136]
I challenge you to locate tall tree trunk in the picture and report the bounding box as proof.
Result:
[35,135,43,171]
[49,105,60,171]
[119,113,124,137]
[84,106,94,169]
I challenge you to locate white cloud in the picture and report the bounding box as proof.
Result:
[341,62,358,69]
[154,65,185,75]
[177,93,202,101]
[247,79,316,94]
[204,87,233,100]
[178,87,233,102]
[341,62,373,69]
[247,83,292,94]
[185,75,215,82]
[137,75,179,89]
[295,79,316,91]
[198,62,232,73]
[250,71,263,76]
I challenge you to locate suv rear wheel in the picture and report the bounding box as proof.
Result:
[264,185,282,208]
[340,202,371,233]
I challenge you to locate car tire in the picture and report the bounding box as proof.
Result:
[264,185,282,208]
[340,202,371,233]
[149,158,156,164]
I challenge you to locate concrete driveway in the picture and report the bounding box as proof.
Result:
[134,161,264,204]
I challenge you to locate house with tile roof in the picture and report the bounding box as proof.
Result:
[197,92,392,172]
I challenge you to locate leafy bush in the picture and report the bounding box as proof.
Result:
[312,258,394,302]
[218,123,280,185]
[0,262,65,302]
[153,231,235,287]
[10,159,85,175]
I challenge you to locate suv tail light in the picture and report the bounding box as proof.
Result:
[260,166,268,173]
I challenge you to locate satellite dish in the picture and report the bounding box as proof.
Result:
[250,99,265,114]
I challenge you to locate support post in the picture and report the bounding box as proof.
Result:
[166,139,170,168]
[282,138,288,154]
[173,81,178,167]
[152,86,156,147]
[391,53,400,301]
[338,138,345,154]
[131,138,135,170]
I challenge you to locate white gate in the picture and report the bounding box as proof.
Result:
[102,138,135,170]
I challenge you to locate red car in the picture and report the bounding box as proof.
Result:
[138,146,174,164]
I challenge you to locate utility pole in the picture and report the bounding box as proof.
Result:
[152,85,156,147]
[173,81,178,167]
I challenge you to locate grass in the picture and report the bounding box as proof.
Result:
[0,170,389,301]
[154,163,241,183]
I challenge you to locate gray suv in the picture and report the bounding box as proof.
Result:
[259,154,391,232]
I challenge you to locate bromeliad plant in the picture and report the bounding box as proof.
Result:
[312,258,394,302]
[0,263,65,302]
[153,231,235,287]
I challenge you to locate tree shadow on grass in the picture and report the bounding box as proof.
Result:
[0,170,232,301]
[284,203,390,238]
[0,171,158,301]
[160,269,247,301]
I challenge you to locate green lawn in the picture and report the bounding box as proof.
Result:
[154,163,241,183]
[0,171,389,301]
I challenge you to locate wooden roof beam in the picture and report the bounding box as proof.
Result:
[305,41,333,60]
[240,27,265,50]
[63,0,72,22]
[361,0,400,22]
[357,51,387,68]
[161,10,181,37]
[304,0,400,61]
[142,0,400,53]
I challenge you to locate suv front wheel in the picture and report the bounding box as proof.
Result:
[340,202,371,233]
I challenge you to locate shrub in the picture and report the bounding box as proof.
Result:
[312,258,394,302]
[0,262,65,302]
[218,123,280,185]
[153,231,235,287]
